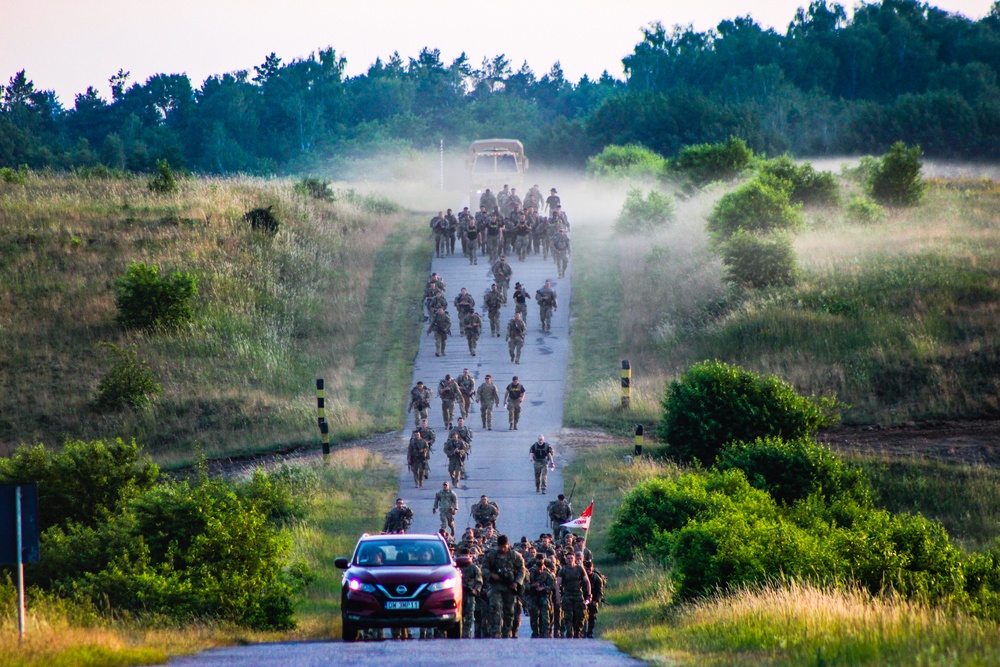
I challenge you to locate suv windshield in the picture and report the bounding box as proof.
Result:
[355,539,450,567]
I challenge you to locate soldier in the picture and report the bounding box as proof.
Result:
[432,481,459,537]
[462,209,479,264]
[477,374,500,430]
[512,214,531,261]
[458,547,483,638]
[545,187,561,215]
[444,208,458,255]
[497,184,511,217]
[558,551,592,638]
[438,373,461,430]
[503,375,526,430]
[529,434,555,494]
[444,431,470,488]
[450,416,474,451]
[479,187,497,212]
[548,493,573,539]
[453,287,476,337]
[552,228,571,279]
[584,560,607,638]
[407,430,431,488]
[471,494,500,530]
[417,418,436,452]
[430,211,448,257]
[428,272,447,294]
[527,553,556,638]
[506,312,527,364]
[455,369,476,419]
[509,187,523,213]
[382,497,413,534]
[511,282,531,325]
[481,535,526,638]
[485,212,503,262]
[536,215,552,259]
[484,283,504,337]
[552,205,570,231]
[535,279,558,333]
[428,306,451,357]
[491,255,513,301]
[407,380,432,427]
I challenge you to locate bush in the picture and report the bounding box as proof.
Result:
[868,141,926,206]
[657,360,838,465]
[721,230,797,289]
[93,342,161,411]
[845,194,887,223]
[294,176,334,201]
[0,164,28,184]
[964,545,1000,622]
[0,438,158,532]
[244,206,280,234]
[668,137,755,188]
[341,189,401,215]
[114,260,198,331]
[614,188,676,234]
[758,156,839,206]
[586,143,668,180]
[706,178,803,241]
[147,159,178,194]
[715,436,862,505]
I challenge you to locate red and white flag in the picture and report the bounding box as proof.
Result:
[561,502,594,531]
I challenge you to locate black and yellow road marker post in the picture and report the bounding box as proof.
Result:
[317,379,330,463]
[635,423,643,457]
[621,359,631,410]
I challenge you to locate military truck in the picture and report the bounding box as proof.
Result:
[467,139,528,210]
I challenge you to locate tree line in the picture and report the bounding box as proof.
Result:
[2,0,999,175]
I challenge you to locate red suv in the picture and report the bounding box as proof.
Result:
[335,533,468,641]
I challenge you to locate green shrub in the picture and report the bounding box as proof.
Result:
[114,260,198,331]
[0,164,28,184]
[868,141,926,206]
[840,155,880,184]
[614,188,676,234]
[668,137,755,188]
[586,143,668,180]
[244,206,280,234]
[845,194,887,223]
[93,342,161,411]
[721,230,797,289]
[706,178,803,241]
[657,360,838,465]
[340,189,402,215]
[239,465,317,527]
[0,438,158,532]
[758,155,839,206]
[147,159,178,194]
[964,545,1000,622]
[716,436,863,505]
[294,176,334,201]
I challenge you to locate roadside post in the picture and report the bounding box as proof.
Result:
[317,379,330,462]
[635,424,643,457]
[621,360,631,409]
[1,483,40,643]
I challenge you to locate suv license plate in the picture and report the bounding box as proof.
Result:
[385,601,420,610]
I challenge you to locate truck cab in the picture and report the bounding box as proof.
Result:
[467,139,528,210]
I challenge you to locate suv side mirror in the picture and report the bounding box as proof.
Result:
[454,555,472,568]
[334,557,350,569]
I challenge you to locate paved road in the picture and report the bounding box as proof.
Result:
[403,245,571,539]
[160,228,646,666]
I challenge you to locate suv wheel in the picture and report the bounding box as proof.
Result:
[342,618,360,642]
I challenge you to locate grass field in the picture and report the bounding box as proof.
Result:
[568,176,1000,429]
[0,173,427,466]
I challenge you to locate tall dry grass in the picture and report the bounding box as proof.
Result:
[0,173,410,464]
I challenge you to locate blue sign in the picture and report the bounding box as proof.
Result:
[0,484,40,564]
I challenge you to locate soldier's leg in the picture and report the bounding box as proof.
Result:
[484,405,493,430]
[442,401,453,428]
[462,593,476,638]
[539,597,550,638]
[501,590,516,638]
[412,463,421,487]
[527,596,538,637]
[586,601,599,637]
[514,338,523,364]
[540,464,549,493]
[508,337,516,362]
[488,590,504,638]
[512,597,522,637]
[448,511,456,536]
[512,402,521,429]
[440,333,447,356]
[573,597,586,638]
[480,404,488,429]
[533,462,542,492]
[439,511,449,534]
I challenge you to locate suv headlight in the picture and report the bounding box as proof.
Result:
[427,578,455,592]
[348,578,377,593]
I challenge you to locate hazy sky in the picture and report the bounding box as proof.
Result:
[2,0,995,105]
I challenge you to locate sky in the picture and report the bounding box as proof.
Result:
[1,0,996,105]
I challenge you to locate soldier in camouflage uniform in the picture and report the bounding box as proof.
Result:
[535,279,557,333]
[382,498,413,533]
[506,312,527,365]
[449,416,474,458]
[428,307,451,357]
[527,553,556,637]
[463,310,483,356]
[462,209,480,264]
[511,282,531,325]
[457,547,483,638]
[585,559,608,638]
[430,211,447,258]
[407,381,432,427]
[455,369,476,419]
[491,256,513,301]
[453,287,475,337]
[485,212,503,262]
[513,213,532,261]
[471,494,499,530]
[476,374,500,430]
[444,431,470,488]
[548,494,573,539]
[484,283,504,337]
[503,375,526,430]
[479,187,497,212]
[444,208,458,255]
[432,481,459,537]
[481,535,526,638]
[552,228,571,278]
[424,289,447,322]
[558,551,592,638]
[406,430,431,488]
[437,373,461,429]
